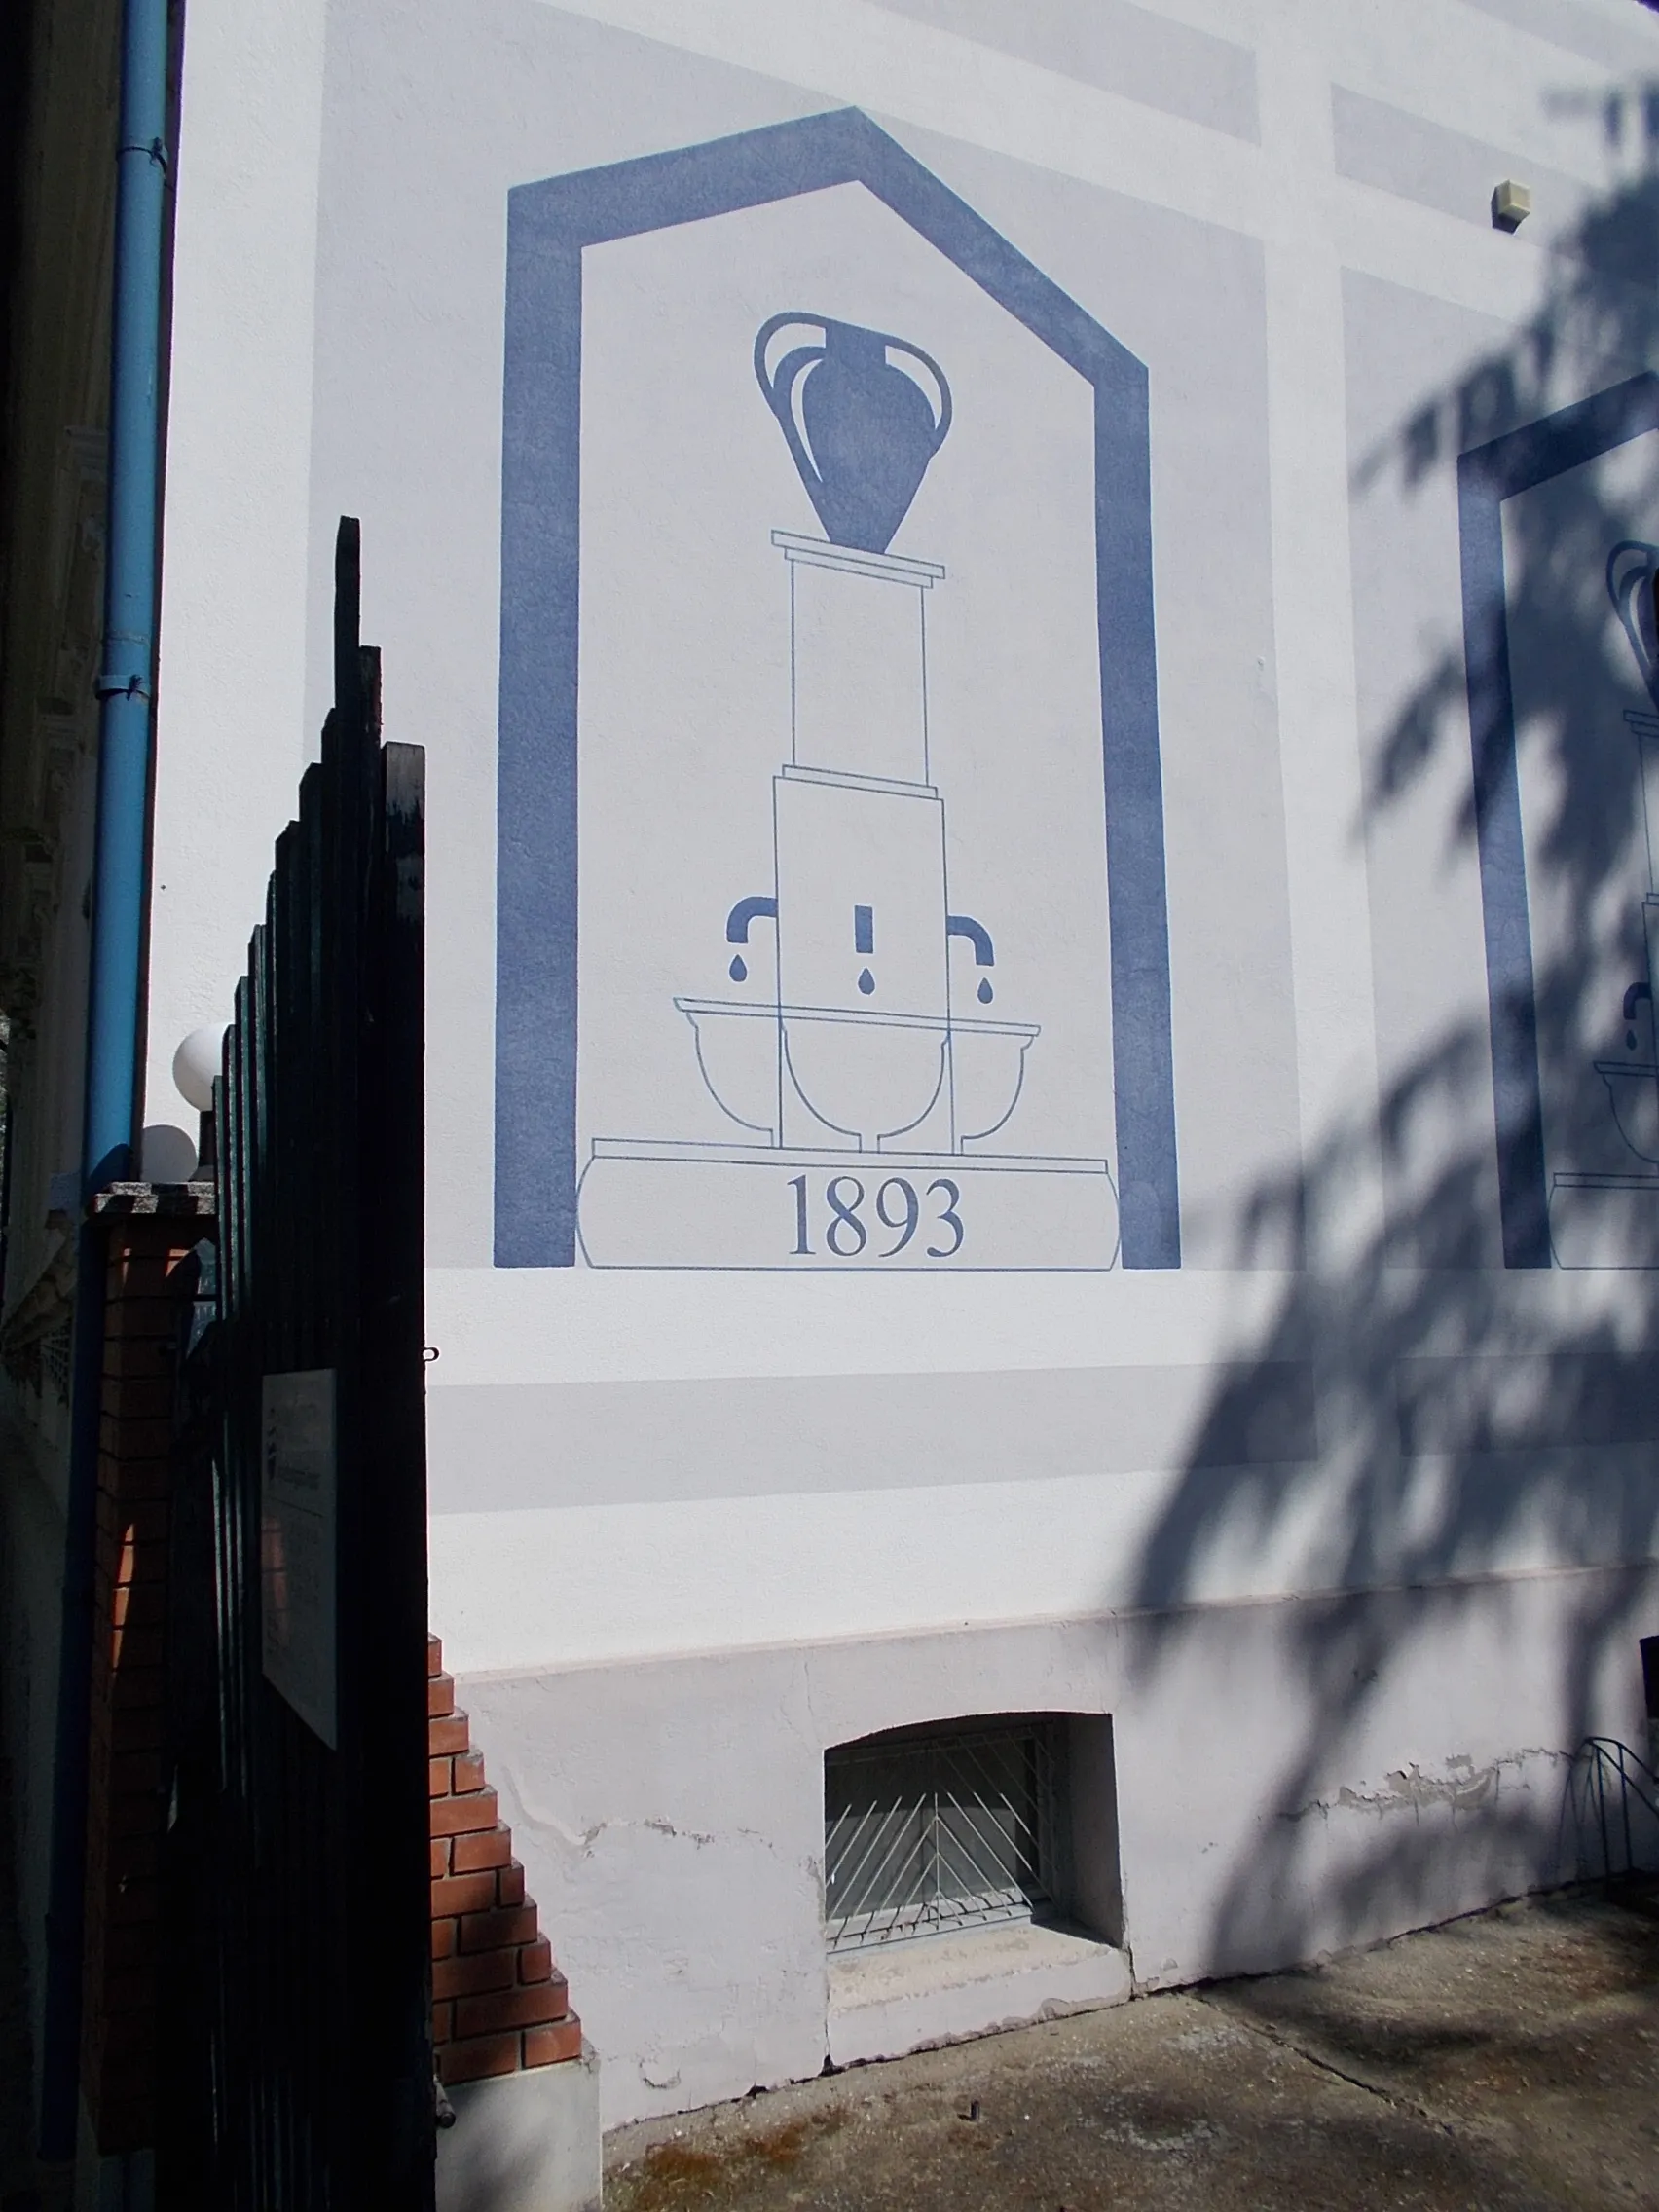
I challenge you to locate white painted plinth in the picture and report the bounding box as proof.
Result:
[436,2046,602,2212]
[577,1141,1119,1269]
[1549,1173,1659,1268]
[827,1921,1131,2068]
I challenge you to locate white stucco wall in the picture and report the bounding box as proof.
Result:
[144,0,1659,2125]
[462,1562,1654,2124]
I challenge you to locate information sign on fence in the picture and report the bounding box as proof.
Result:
[260,1368,339,1748]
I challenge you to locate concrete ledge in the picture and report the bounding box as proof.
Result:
[437,2046,603,2212]
[76,2093,153,2212]
[828,1920,1131,2067]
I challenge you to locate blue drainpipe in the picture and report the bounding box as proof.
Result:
[38,0,171,2157]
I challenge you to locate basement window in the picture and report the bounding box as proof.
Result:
[824,1716,1068,1953]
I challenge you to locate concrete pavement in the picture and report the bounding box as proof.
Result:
[605,1886,1659,2210]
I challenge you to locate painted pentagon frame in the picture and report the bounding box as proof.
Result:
[1459,372,1659,1269]
[494,107,1178,1272]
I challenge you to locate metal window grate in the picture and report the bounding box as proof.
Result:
[40,1319,71,1404]
[824,1719,1062,1952]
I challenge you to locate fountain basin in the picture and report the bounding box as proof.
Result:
[782,1009,946,1146]
[951,1016,1040,1145]
[675,997,781,1141]
[1595,1058,1659,1164]
[675,997,1039,1152]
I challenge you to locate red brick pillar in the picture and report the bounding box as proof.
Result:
[72,1199,584,2141]
[428,1636,583,2083]
[79,1205,208,2153]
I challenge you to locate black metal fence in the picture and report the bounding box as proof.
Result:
[158,520,433,2207]
[1567,1737,1659,1883]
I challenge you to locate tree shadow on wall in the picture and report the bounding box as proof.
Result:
[1127,81,1659,1982]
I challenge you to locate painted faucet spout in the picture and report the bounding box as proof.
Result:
[725,895,778,944]
[946,913,994,965]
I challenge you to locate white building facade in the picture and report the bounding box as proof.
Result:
[12,0,1659,2138]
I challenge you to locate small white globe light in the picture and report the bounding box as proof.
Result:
[172,1024,227,1113]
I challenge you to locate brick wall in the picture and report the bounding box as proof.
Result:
[80,1216,202,2153]
[428,1635,582,2083]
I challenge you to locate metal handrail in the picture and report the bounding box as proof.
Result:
[1572,1736,1659,1880]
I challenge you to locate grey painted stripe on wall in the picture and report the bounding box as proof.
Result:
[427,1361,1318,1513]
[1456,0,1659,73]
[868,0,1259,142]
[1396,1354,1659,1456]
[1332,86,1659,286]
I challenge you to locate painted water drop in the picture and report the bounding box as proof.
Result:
[977,977,994,1004]
[729,954,748,983]
[857,968,876,996]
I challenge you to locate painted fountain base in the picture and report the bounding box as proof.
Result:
[575,1138,1120,1269]
[1549,1170,1659,1268]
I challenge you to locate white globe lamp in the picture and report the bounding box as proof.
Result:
[172,1025,227,1113]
